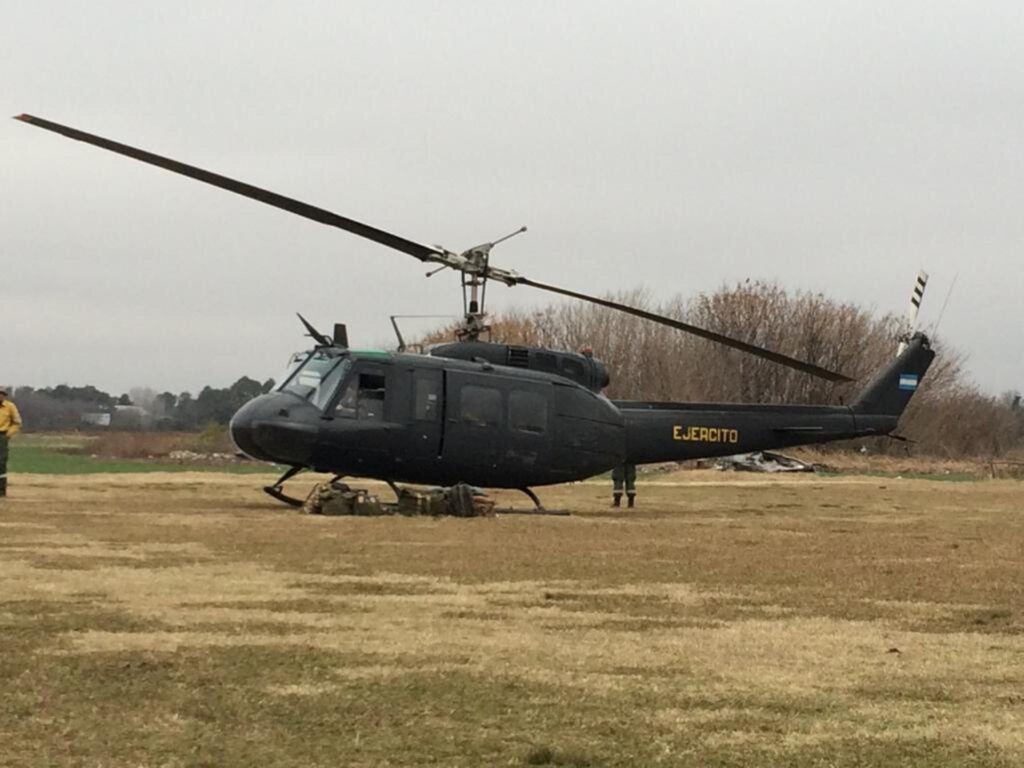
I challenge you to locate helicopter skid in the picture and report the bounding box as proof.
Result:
[263,484,307,507]
[263,465,310,507]
[494,506,570,516]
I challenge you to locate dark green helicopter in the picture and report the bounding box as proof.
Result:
[16,114,935,507]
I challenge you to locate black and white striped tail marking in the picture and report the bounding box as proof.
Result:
[898,270,929,356]
[911,271,928,311]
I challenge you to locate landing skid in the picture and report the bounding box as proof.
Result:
[264,471,396,509]
[522,486,543,509]
[493,487,570,516]
[263,466,307,507]
[263,473,569,516]
[372,481,566,514]
[385,479,402,502]
[262,466,339,508]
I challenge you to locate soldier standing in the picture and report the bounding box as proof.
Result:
[0,388,23,497]
[580,345,639,509]
[612,463,636,508]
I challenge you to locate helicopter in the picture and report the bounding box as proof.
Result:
[16,114,936,508]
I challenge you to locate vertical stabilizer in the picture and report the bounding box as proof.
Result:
[853,333,935,417]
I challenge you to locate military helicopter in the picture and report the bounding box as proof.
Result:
[16,114,935,508]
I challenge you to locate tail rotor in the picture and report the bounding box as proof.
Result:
[898,270,929,356]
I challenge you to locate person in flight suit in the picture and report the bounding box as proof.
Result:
[0,388,23,497]
[611,463,636,508]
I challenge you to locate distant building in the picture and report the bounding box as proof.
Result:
[110,405,150,430]
[81,412,112,428]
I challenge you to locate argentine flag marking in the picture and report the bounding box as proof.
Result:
[898,374,919,391]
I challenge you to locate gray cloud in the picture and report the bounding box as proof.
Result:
[3,0,1021,394]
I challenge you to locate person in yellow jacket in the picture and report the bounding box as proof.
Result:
[0,388,23,497]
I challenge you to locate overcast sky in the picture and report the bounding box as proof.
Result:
[3,1,1021,396]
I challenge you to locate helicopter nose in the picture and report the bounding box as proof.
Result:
[229,394,318,466]
[229,397,269,461]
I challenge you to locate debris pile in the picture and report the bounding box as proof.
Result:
[714,451,817,473]
[167,450,240,463]
[636,462,681,475]
[302,480,496,517]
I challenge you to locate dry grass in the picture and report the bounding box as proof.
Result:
[80,428,235,458]
[789,447,1024,479]
[1,470,1023,766]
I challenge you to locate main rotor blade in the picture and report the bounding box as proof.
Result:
[515,277,854,382]
[14,114,443,263]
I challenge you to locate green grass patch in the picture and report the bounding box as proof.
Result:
[16,432,94,450]
[9,444,277,475]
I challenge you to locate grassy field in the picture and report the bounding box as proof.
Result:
[1,470,1023,767]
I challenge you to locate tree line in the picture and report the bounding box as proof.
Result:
[11,377,275,431]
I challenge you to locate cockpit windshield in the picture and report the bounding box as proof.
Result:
[276,352,309,391]
[278,350,351,410]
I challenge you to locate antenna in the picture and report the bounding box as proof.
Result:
[332,323,349,348]
[389,314,460,352]
[934,272,958,338]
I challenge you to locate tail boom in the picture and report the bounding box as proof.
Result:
[615,402,881,465]
[614,334,934,465]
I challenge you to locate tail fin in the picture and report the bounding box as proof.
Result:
[852,333,935,417]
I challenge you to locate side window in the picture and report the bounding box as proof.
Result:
[335,369,387,420]
[509,390,548,434]
[414,374,441,421]
[459,385,501,428]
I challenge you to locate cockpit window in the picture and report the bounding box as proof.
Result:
[280,350,349,408]
[314,359,352,410]
[276,351,311,391]
[334,368,388,421]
